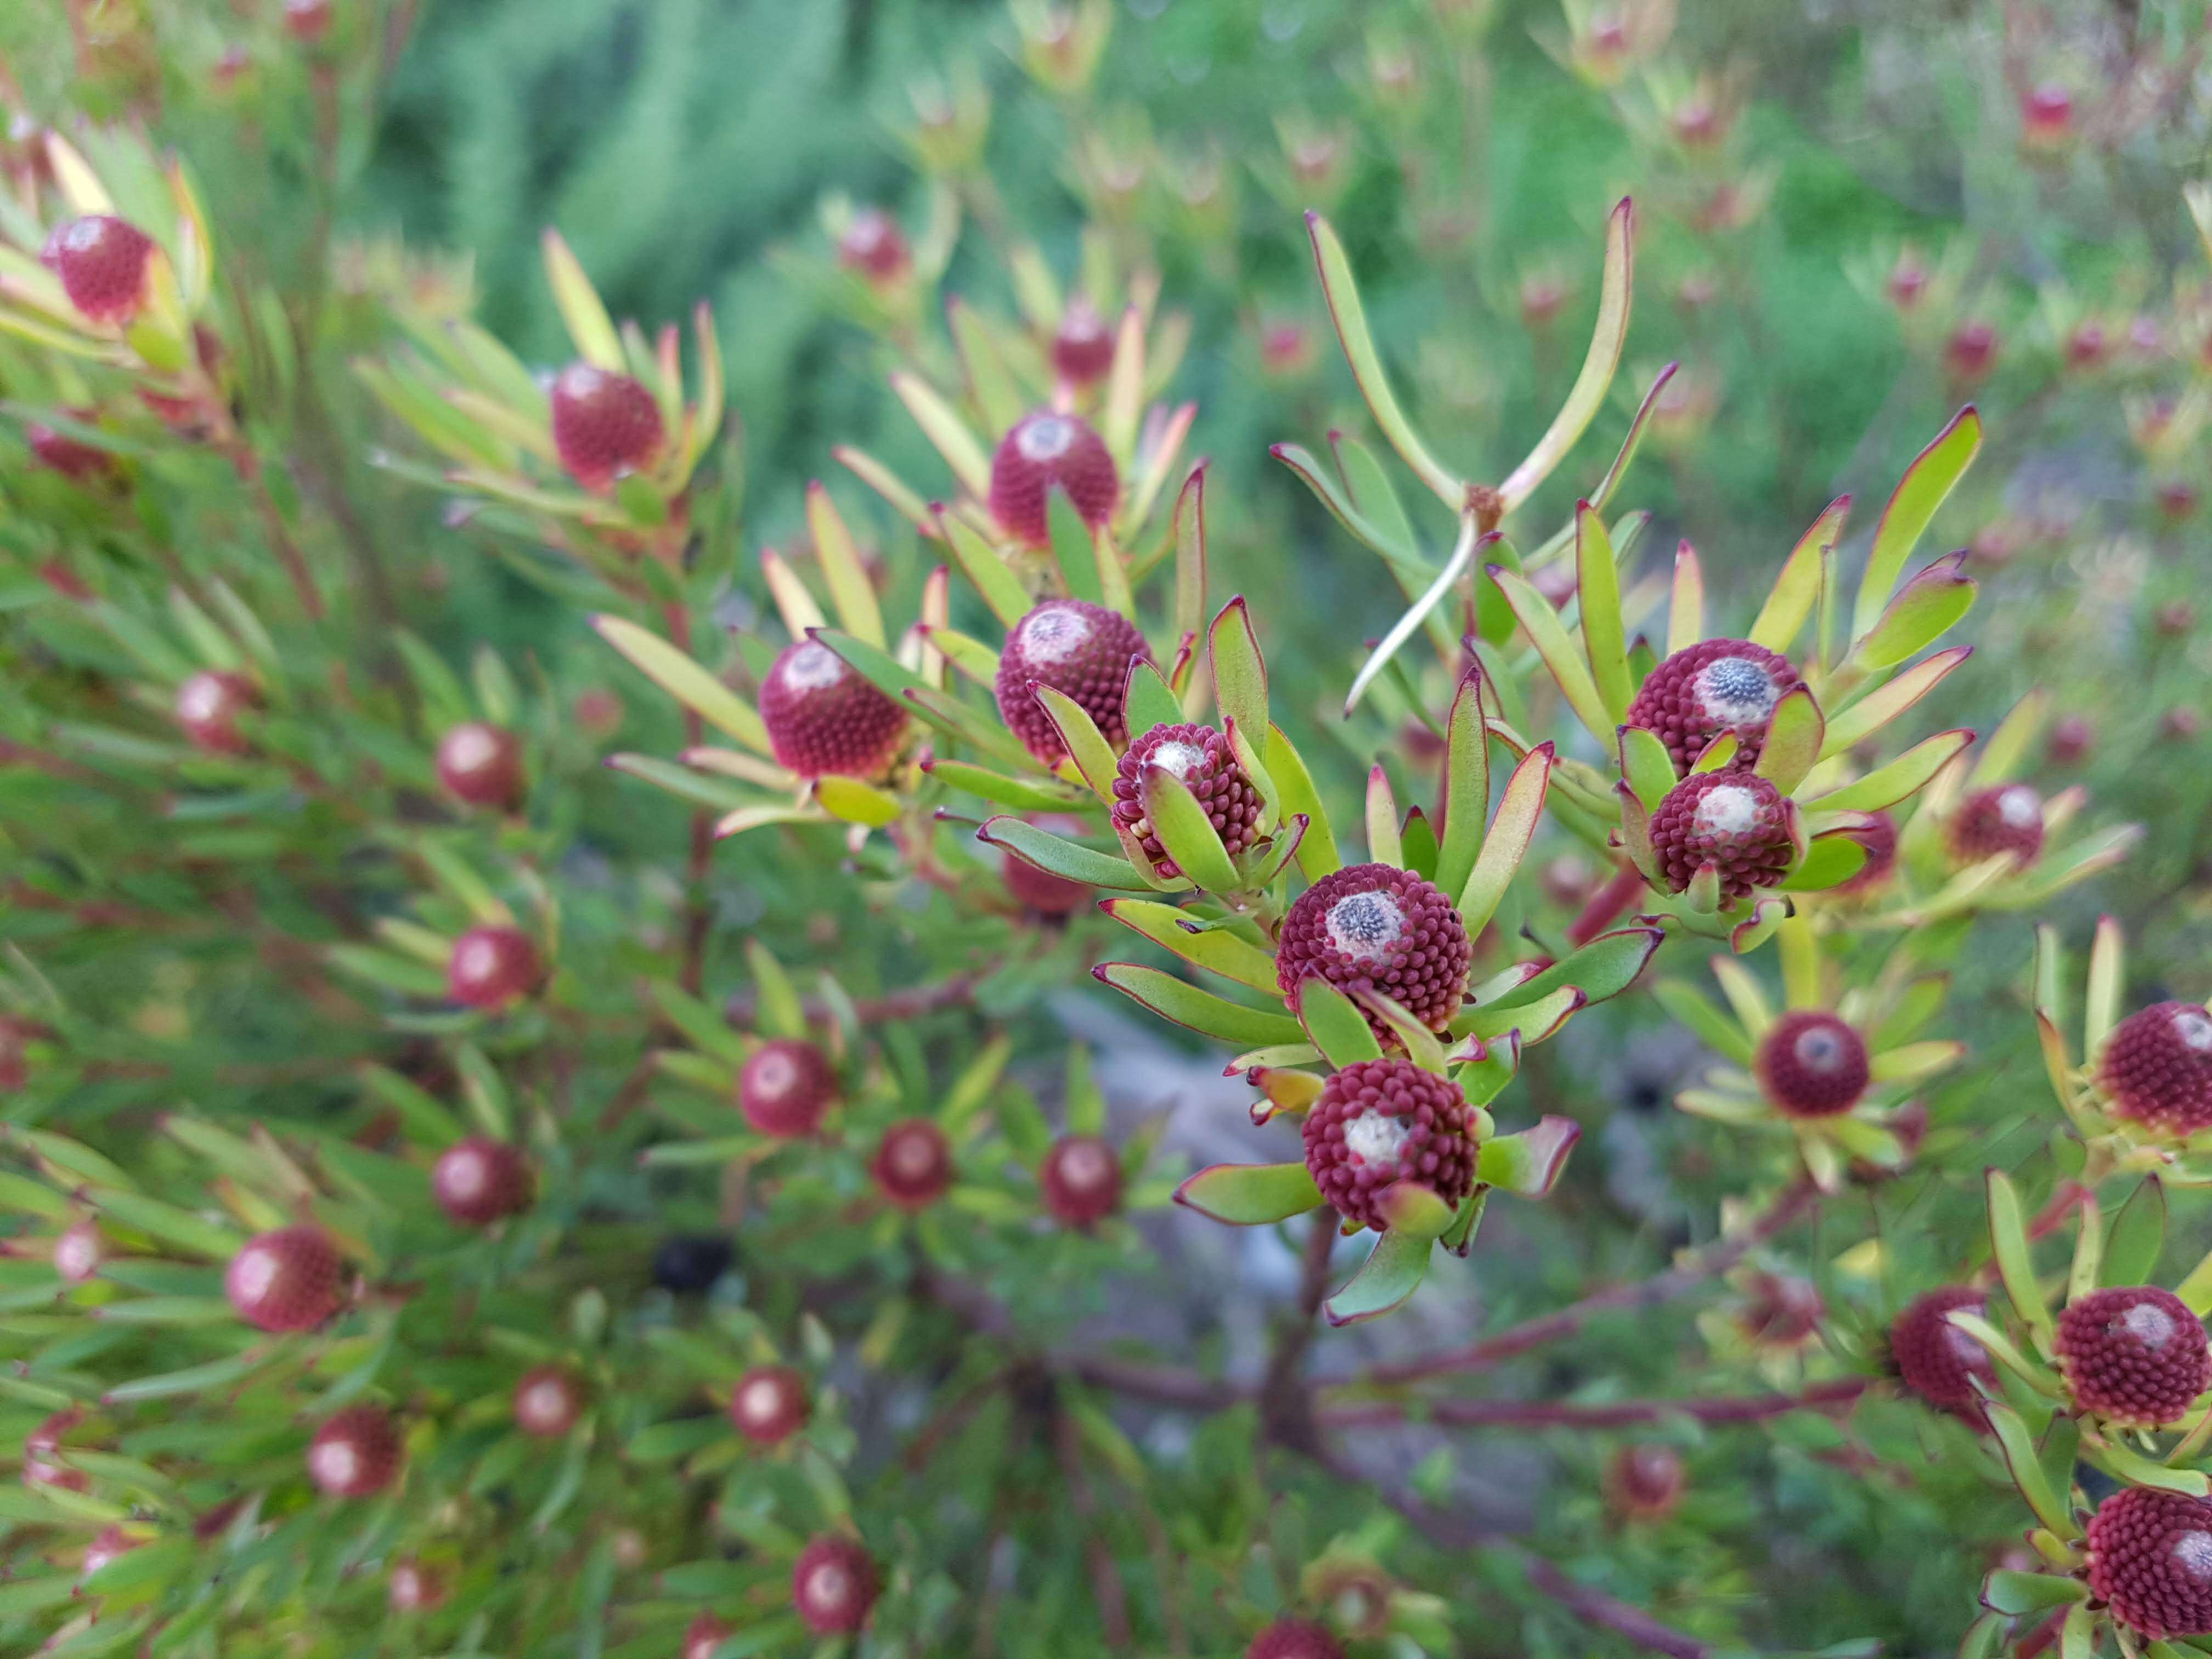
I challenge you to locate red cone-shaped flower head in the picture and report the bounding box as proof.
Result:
[1276,863,1473,1040]
[1302,1058,1479,1231]
[2101,1002,2212,1136]
[2021,82,2074,146]
[549,363,664,491]
[1647,771,1793,902]
[41,216,155,324]
[436,721,524,809]
[388,1559,444,1613]
[307,1404,403,1498]
[2088,1486,2212,1639]
[1052,297,1116,386]
[1041,1134,1123,1227]
[682,1614,733,1659]
[1754,1011,1870,1118]
[738,1039,837,1137]
[283,0,334,41]
[994,598,1152,763]
[22,1409,87,1492]
[226,1225,345,1333]
[729,1364,810,1445]
[432,1135,533,1226]
[2057,1285,2211,1427]
[447,926,542,1011]
[871,1119,952,1210]
[986,411,1119,546]
[80,1524,140,1578]
[1605,1442,1685,1521]
[513,1364,586,1438]
[1738,1270,1825,1347]
[1624,639,1802,775]
[792,1534,878,1635]
[1111,722,1264,878]
[27,415,112,481]
[1834,810,1898,897]
[1948,784,2044,865]
[53,1220,105,1285]
[1890,1286,1996,1420]
[1246,1618,1346,1659]
[759,637,909,779]
[176,670,256,755]
[837,207,910,283]
[1946,321,2000,383]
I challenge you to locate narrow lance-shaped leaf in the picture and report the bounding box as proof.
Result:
[1818,646,1972,760]
[1750,496,1848,656]
[1986,1169,2055,1344]
[540,229,625,372]
[1458,743,1554,938]
[1576,503,1633,719]
[1752,687,1823,796]
[1432,668,1492,901]
[806,484,885,649]
[1268,724,1341,879]
[2101,1177,2166,1288]
[1092,963,1308,1046]
[1306,212,1462,509]
[1799,729,1974,813]
[1498,198,1635,512]
[1209,597,1269,744]
[1099,899,1279,992]
[1140,764,1243,893]
[1850,551,1976,672]
[1852,407,1983,639]
[947,299,1024,438]
[1325,1229,1433,1326]
[591,616,770,755]
[1475,1117,1581,1197]
[980,817,1156,891]
[1294,979,1386,1070]
[1365,766,1402,868]
[1171,464,1209,679]
[1488,566,1613,743]
[890,371,991,498]
[1174,1162,1324,1225]
[936,507,1031,632]
[1667,540,1704,654]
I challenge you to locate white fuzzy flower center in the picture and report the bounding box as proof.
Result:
[1017,605,1092,663]
[453,934,503,982]
[750,1051,797,1098]
[2120,1301,2179,1350]
[1149,740,1204,779]
[805,1561,853,1609]
[1343,1110,1412,1166]
[178,677,229,723]
[2174,1009,2212,1052]
[780,640,848,693]
[1793,1026,1849,1073]
[1324,890,1403,958]
[1015,415,1076,463]
[1693,783,1761,839]
[1696,656,1779,725]
[1058,1141,1114,1191]
[54,1231,98,1280]
[1996,786,2040,828]
[443,725,500,771]
[889,1134,937,1180]
[736,1377,786,1426]
[521,1380,569,1426]
[232,1246,279,1302]
[2177,1531,2212,1579]
[309,1440,360,1490]
[442,1148,487,1198]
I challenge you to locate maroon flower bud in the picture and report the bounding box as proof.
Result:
[682,1614,733,1659]
[2047,714,2093,766]
[80,1524,140,1578]
[2056,1285,2211,1427]
[1671,99,1719,146]
[837,208,910,284]
[1003,848,1093,915]
[2101,1001,2212,1136]
[283,0,334,42]
[1519,275,1566,330]
[1624,639,1802,775]
[1302,1058,1479,1232]
[759,637,909,779]
[1052,297,1116,386]
[738,1039,837,1137]
[985,412,1119,547]
[1947,784,2044,866]
[549,363,664,492]
[2158,481,2200,522]
[1890,1286,1996,1420]
[2159,601,2197,638]
[2019,82,2074,148]
[432,1135,534,1226]
[1605,1442,1685,1521]
[225,1225,345,1333]
[993,599,1152,763]
[1246,1618,1345,1659]
[26,413,112,480]
[41,216,156,324]
[1110,722,1264,879]
[1259,319,1316,377]
[1276,863,1473,1040]
[871,1119,952,1210]
[307,1404,402,1497]
[22,1409,88,1492]
[1041,1134,1123,1228]
[176,670,257,755]
[388,1559,445,1613]
[791,1534,878,1635]
[1646,772,1794,902]
[2165,707,2204,742]
[1886,257,1928,311]
[1945,321,2000,385]
[1754,1012,1870,1118]
[2087,1486,2212,1638]
[436,721,525,809]
[513,1364,586,1438]
[1738,1271,1824,1346]
[447,926,543,1011]
[2064,321,2109,371]
[53,1220,106,1284]
[730,1364,811,1446]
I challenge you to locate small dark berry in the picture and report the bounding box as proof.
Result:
[759,638,909,779]
[306,1404,403,1497]
[1302,1057,1480,1231]
[514,1364,586,1438]
[2057,1285,2211,1427]
[176,670,257,755]
[1948,784,2044,865]
[1041,1134,1123,1227]
[838,208,910,283]
[431,1135,533,1226]
[436,721,525,809]
[986,411,1119,547]
[1646,771,1793,902]
[1052,297,1116,386]
[549,363,664,492]
[2087,1486,2212,1638]
[1606,1443,1685,1521]
[2103,1002,2212,1136]
[1754,1012,1870,1118]
[225,1225,345,1333]
[994,599,1152,763]
[1890,1286,1996,1420]
[1111,721,1264,878]
[730,1364,810,1445]
[651,1234,732,1294]
[1246,1618,1346,1659]
[1624,639,1801,775]
[41,216,155,324]
[447,926,543,1011]
[738,1039,837,1137]
[871,1119,952,1210]
[792,1534,878,1635]
[1276,862,1472,1040]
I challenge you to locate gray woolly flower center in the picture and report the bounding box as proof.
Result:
[1692,782,1763,839]
[1794,1026,1850,1073]
[1018,606,1092,663]
[2119,1301,2179,1350]
[1343,1110,1412,1166]
[2177,1531,2212,1579]
[1016,415,1077,462]
[1696,656,1780,724]
[1324,890,1404,957]
[2173,1009,2212,1053]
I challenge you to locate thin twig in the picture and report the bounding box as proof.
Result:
[724,974,983,1029]
[1318,1378,1867,1430]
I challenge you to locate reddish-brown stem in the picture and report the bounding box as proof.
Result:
[1257,1209,1339,1452]
[1347,1181,1820,1387]
[1053,1402,1132,1650]
[2027,1180,2090,1243]
[223,435,326,622]
[1318,1378,1867,1431]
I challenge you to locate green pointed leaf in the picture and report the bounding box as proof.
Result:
[1032,685,1122,805]
[1489,568,1612,743]
[591,616,770,755]
[1818,647,1972,760]
[1753,687,1823,795]
[1208,597,1269,743]
[1650,979,1756,1064]
[947,299,1024,437]
[1125,661,1184,742]
[1173,1161,1324,1225]
[1983,1401,2074,1536]
[1801,729,1974,812]
[1852,407,1982,639]
[1046,488,1103,606]
[1353,990,1451,1073]
[890,371,990,498]
[1850,552,1976,672]
[2096,1437,2210,1495]
[1618,725,1678,812]
[2102,1178,2167,1288]
[937,509,1031,631]
[1982,1571,2089,1617]
[1365,766,1402,868]
[925,758,1087,812]
[1292,979,1385,1069]
[1171,464,1210,670]
[1750,496,1848,655]
[1499,198,1635,512]
[1330,431,1421,562]
[1667,539,1705,654]
[1100,899,1278,993]
[981,817,1154,891]
[1475,1117,1581,1197]
[1487,928,1662,1012]
[1269,442,1429,572]
[1987,1169,2055,1344]
[1433,669,1493,901]
[1457,743,1554,937]
[1375,1181,1458,1238]
[1268,724,1341,879]
[1575,503,1632,721]
[1139,765,1242,893]
[806,483,886,650]
[1093,963,1307,1046]
[541,229,624,370]
[1324,1228,1434,1325]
